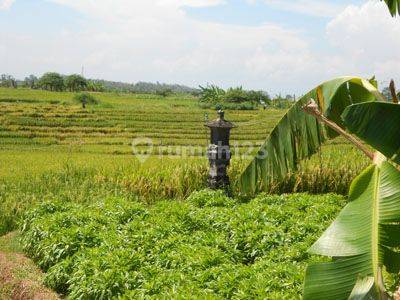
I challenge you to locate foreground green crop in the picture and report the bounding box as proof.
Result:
[20,191,346,299]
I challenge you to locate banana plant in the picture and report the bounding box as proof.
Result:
[237,76,384,196]
[303,101,400,299]
[236,1,400,298]
[236,78,400,298]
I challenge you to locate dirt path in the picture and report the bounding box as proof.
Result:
[0,232,59,300]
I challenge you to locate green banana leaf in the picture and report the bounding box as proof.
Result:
[237,77,384,196]
[382,0,400,16]
[342,102,400,166]
[303,159,400,299]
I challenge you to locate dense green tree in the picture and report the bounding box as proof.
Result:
[38,72,65,91]
[224,87,248,103]
[65,74,87,92]
[86,80,105,92]
[24,75,38,89]
[246,90,271,105]
[0,74,17,88]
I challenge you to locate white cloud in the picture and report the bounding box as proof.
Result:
[1,0,399,94]
[0,0,318,93]
[0,0,15,10]
[260,0,346,18]
[327,0,400,86]
[161,0,227,7]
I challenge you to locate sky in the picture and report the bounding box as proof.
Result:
[0,0,399,94]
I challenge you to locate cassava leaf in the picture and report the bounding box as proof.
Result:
[342,102,400,166]
[303,161,400,299]
[237,77,384,196]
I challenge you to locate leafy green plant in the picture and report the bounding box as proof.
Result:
[73,92,99,108]
[20,193,346,299]
[237,75,400,298]
[237,76,384,196]
[155,88,173,97]
[303,160,400,299]
[342,102,400,164]
[198,85,269,108]
[65,74,87,92]
[198,84,226,103]
[302,101,400,299]
[38,72,65,91]
[199,101,258,110]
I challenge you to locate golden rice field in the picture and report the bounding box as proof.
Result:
[0,87,369,235]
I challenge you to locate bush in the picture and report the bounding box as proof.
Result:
[20,192,345,299]
[73,92,99,108]
[199,101,258,110]
[223,87,248,103]
[198,85,270,109]
[199,85,225,103]
[155,88,173,97]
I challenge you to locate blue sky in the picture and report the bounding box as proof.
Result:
[0,0,399,94]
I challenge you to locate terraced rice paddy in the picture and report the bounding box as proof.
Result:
[0,87,370,235]
[0,88,283,157]
[0,87,377,299]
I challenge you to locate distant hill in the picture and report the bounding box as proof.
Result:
[91,79,199,94]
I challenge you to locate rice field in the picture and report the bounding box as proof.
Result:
[0,87,376,299]
[0,87,281,155]
[0,87,367,167]
[0,87,370,234]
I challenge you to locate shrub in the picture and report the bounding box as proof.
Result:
[73,92,99,108]
[198,85,225,103]
[198,85,270,109]
[20,192,345,299]
[199,101,258,110]
[155,88,173,97]
[223,87,248,103]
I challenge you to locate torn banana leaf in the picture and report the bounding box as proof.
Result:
[342,102,400,166]
[237,77,384,196]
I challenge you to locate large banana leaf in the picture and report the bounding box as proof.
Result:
[237,77,384,196]
[303,159,400,299]
[382,0,400,16]
[342,102,400,166]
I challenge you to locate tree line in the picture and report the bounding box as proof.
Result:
[0,72,198,95]
[0,73,105,92]
[198,84,296,110]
